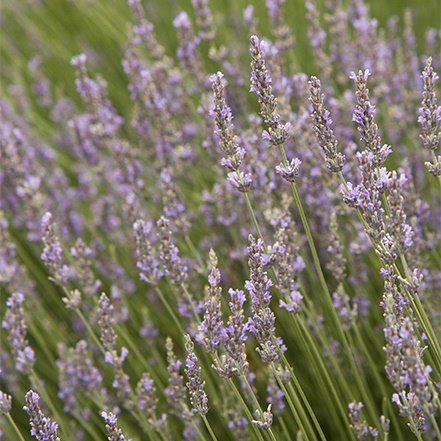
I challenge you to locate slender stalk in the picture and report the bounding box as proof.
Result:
[271,367,313,441]
[75,307,105,354]
[228,378,266,441]
[201,414,220,441]
[244,191,265,242]
[154,286,187,336]
[240,372,278,441]
[430,150,441,191]
[6,413,27,441]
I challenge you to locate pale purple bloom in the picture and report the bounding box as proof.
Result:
[198,249,225,352]
[275,158,301,182]
[133,219,163,285]
[136,373,160,426]
[349,69,391,166]
[245,235,285,363]
[191,0,215,40]
[2,292,35,373]
[266,375,285,415]
[252,404,273,430]
[381,266,438,433]
[165,338,196,438]
[128,0,164,60]
[101,411,131,441]
[23,390,60,441]
[40,212,71,285]
[156,216,188,287]
[348,401,379,440]
[173,11,204,87]
[309,76,345,172]
[70,238,101,296]
[418,57,441,174]
[184,335,208,415]
[0,391,12,415]
[56,340,103,413]
[211,71,253,192]
[71,53,123,136]
[249,35,290,146]
[214,288,248,378]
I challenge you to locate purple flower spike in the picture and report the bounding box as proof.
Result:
[184,335,208,415]
[249,35,290,146]
[211,71,253,192]
[245,235,285,363]
[309,76,345,172]
[2,292,35,373]
[23,390,60,441]
[101,411,131,441]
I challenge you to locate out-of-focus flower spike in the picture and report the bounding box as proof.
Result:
[309,76,345,172]
[191,0,215,41]
[2,292,35,374]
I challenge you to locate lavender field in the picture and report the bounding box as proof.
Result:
[1,0,441,440]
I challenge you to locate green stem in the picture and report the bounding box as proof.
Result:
[154,286,187,336]
[430,150,441,192]
[75,307,105,354]
[228,378,266,441]
[272,368,312,441]
[240,372,278,441]
[202,414,219,441]
[244,191,265,242]
[6,413,26,441]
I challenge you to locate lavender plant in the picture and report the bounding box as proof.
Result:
[1,1,440,440]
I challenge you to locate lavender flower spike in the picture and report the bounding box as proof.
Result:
[252,404,273,430]
[210,71,252,192]
[418,57,441,151]
[198,249,225,352]
[309,76,345,172]
[349,69,391,166]
[213,288,249,378]
[0,391,12,415]
[191,0,215,41]
[23,390,60,441]
[133,219,163,285]
[184,335,208,415]
[246,235,285,363]
[418,57,441,175]
[164,337,195,437]
[275,158,301,183]
[347,401,379,439]
[156,216,188,286]
[40,212,71,285]
[101,411,131,441]
[2,292,35,373]
[136,373,159,426]
[249,35,290,146]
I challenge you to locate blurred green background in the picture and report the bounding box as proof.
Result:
[1,0,440,123]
